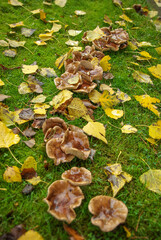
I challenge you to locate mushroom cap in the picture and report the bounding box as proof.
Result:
[46,137,74,165]
[61,129,91,160]
[88,195,128,232]
[74,81,97,93]
[110,28,129,45]
[44,126,65,142]
[61,167,92,186]
[54,72,82,90]
[44,180,84,223]
[42,117,67,135]
[64,60,80,74]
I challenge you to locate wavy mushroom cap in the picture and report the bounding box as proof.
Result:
[110,28,129,45]
[61,167,92,186]
[74,81,97,93]
[46,137,74,165]
[42,117,67,135]
[54,72,82,90]
[88,195,128,232]
[44,126,65,142]
[61,129,91,160]
[44,180,84,223]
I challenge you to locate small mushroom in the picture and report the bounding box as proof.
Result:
[44,180,84,223]
[61,167,92,186]
[61,129,91,160]
[88,195,128,232]
[42,117,67,135]
[46,137,74,165]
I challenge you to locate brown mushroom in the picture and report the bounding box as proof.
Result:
[110,28,129,45]
[44,126,65,142]
[88,195,128,232]
[42,117,67,135]
[61,128,91,160]
[44,180,84,223]
[46,137,74,165]
[54,72,82,90]
[74,81,97,93]
[61,167,92,186]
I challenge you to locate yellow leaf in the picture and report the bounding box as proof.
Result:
[104,163,122,175]
[3,166,22,183]
[27,176,42,185]
[0,79,5,86]
[140,169,161,194]
[121,124,137,134]
[132,70,153,85]
[21,28,36,37]
[148,64,161,80]
[40,9,47,22]
[83,122,107,144]
[82,115,93,122]
[68,98,87,118]
[136,51,155,61]
[68,30,82,36]
[113,0,122,7]
[3,49,17,58]
[134,95,160,117]
[91,57,99,67]
[120,14,133,23]
[0,121,20,148]
[50,23,62,32]
[149,120,161,139]
[31,94,46,103]
[9,21,24,28]
[21,156,37,171]
[6,39,26,48]
[85,26,105,41]
[55,49,72,69]
[39,32,53,41]
[50,90,73,109]
[116,89,131,103]
[100,84,115,95]
[55,0,67,7]
[31,9,41,14]
[18,82,32,94]
[103,15,112,25]
[146,138,158,145]
[8,0,23,6]
[104,108,123,119]
[89,89,101,103]
[35,40,47,46]
[99,56,111,72]
[137,42,154,47]
[155,47,161,55]
[34,103,50,115]
[22,65,38,74]
[18,230,44,240]
[74,10,86,15]
[0,40,9,47]
[115,20,126,26]
[65,40,79,46]
[99,90,119,109]
[68,74,80,84]
[123,226,131,238]
[128,41,138,50]
[148,10,158,18]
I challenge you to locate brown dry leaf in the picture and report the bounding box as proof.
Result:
[55,0,67,7]
[0,121,20,148]
[89,89,101,103]
[68,30,82,36]
[3,49,17,57]
[63,223,84,240]
[21,28,36,37]
[83,122,107,143]
[99,55,111,72]
[23,139,35,148]
[9,21,24,28]
[18,230,44,240]
[26,176,42,185]
[74,10,86,15]
[6,39,26,48]
[50,90,73,109]
[119,14,133,23]
[148,64,161,80]
[31,94,46,103]
[149,120,161,139]
[0,40,9,47]
[132,70,153,85]
[55,49,72,69]
[140,169,161,194]
[40,68,57,77]
[134,95,160,117]
[104,15,112,25]
[19,108,34,120]
[22,127,36,138]
[3,166,22,183]
[8,0,23,6]
[121,124,137,134]
[68,98,88,119]
[0,94,11,101]
[22,64,38,74]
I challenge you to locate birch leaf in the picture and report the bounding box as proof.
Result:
[18,82,32,94]
[9,21,24,28]
[121,124,137,134]
[39,32,53,41]
[0,40,9,47]
[40,68,57,77]
[26,176,42,185]
[113,0,122,7]
[105,108,123,119]
[55,0,67,7]
[35,40,47,46]
[116,89,131,103]
[50,90,73,109]
[99,90,119,109]
[55,49,72,69]
[120,14,133,23]
[99,56,111,71]
[6,39,26,48]
[146,138,158,145]
[148,64,161,80]
[65,40,79,46]
[0,121,20,148]
[21,28,36,37]
[155,47,161,55]
[137,41,154,47]
[68,98,87,118]
[3,166,22,183]
[8,0,23,6]
[140,170,161,194]
[149,120,161,139]
[100,84,115,95]
[83,122,107,143]
[68,30,82,36]
[21,156,37,171]
[22,64,38,74]
[74,10,86,15]
[3,49,17,57]
[18,230,44,240]
[0,79,5,86]
[31,94,46,103]
[89,89,101,103]
[132,70,153,85]
[85,26,105,41]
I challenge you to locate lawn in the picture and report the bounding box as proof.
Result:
[0,0,161,239]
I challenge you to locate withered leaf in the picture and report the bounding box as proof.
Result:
[18,230,44,240]
[21,168,37,180]
[140,169,161,194]
[22,127,36,138]
[26,176,42,185]
[3,166,22,183]
[22,184,34,195]
[9,21,24,28]
[3,49,17,57]
[21,28,36,37]
[63,223,84,240]
[68,98,88,119]
[23,138,35,148]
[55,0,67,7]
[0,94,11,101]
[149,120,161,139]
[8,0,23,6]
[6,39,26,48]
[74,10,86,15]
[19,108,34,120]
[40,68,57,77]
[22,64,38,74]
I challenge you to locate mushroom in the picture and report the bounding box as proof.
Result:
[74,81,97,93]
[61,167,92,186]
[110,28,129,45]
[54,72,82,90]
[88,195,128,232]
[42,117,67,135]
[61,128,91,160]
[44,126,65,142]
[46,137,74,165]
[44,180,84,223]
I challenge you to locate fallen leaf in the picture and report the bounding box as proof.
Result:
[84,26,105,41]
[116,89,131,103]
[63,223,84,240]
[21,28,36,37]
[0,121,20,148]
[100,84,115,95]
[113,0,122,7]
[40,68,57,77]
[9,21,24,28]
[140,169,161,194]
[74,10,86,15]
[65,40,79,46]
[21,168,37,180]
[22,64,38,74]
[136,51,155,61]
[40,9,47,23]
[50,23,62,32]
[99,90,119,109]
[134,95,160,117]
[105,108,124,119]
[137,41,154,47]
[34,103,50,115]
[132,70,153,85]
[22,184,34,195]
[0,40,9,47]
[104,15,112,25]
[39,32,53,41]
[148,10,158,18]
[148,64,161,80]
[0,79,5,86]
[31,9,41,14]
[19,108,34,120]
[50,89,73,109]
[31,94,46,103]
[23,139,35,148]
[120,14,133,23]
[89,90,102,103]
[83,121,107,143]
[68,30,82,36]
[35,40,47,46]
[55,0,67,7]
[6,39,26,48]
[43,1,52,5]
[26,176,42,185]
[115,20,126,26]
[21,156,37,171]
[55,49,72,69]
[121,124,137,134]
[155,47,161,55]
[18,230,44,240]
[153,17,161,32]
[18,82,32,94]
[99,55,111,71]
[68,98,87,118]
[128,41,138,50]
[3,49,17,57]
[123,226,131,238]
[3,166,22,183]
[149,120,161,139]
[0,94,11,101]
[22,127,36,138]
[8,0,23,6]
[154,0,161,7]
[146,138,158,145]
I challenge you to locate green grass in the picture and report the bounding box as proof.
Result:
[0,0,161,239]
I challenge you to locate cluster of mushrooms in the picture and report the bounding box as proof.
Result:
[42,117,91,165]
[82,27,129,52]
[44,167,128,232]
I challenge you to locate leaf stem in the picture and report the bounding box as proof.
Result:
[107,121,121,130]
[8,147,22,165]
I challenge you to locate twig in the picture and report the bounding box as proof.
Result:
[116,151,122,163]
[135,211,144,232]
[8,147,22,165]
[107,121,121,130]
[23,46,34,55]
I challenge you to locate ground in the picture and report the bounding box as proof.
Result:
[0,0,161,239]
